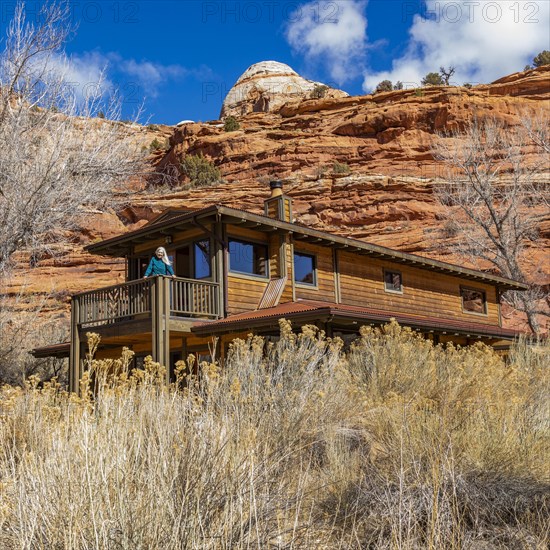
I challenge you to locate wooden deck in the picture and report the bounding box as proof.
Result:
[74,276,221,328]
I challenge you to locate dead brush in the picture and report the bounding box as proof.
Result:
[0,322,547,549]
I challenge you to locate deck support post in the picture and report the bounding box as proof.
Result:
[151,276,162,363]
[69,297,81,393]
[163,276,171,384]
[152,276,171,382]
[214,221,226,318]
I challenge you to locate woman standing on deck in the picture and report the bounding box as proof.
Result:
[143,247,175,278]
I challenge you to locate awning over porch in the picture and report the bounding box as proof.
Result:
[192,299,524,340]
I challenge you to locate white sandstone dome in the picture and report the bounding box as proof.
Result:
[220,61,348,118]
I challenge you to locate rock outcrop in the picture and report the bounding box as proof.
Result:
[220,61,348,118]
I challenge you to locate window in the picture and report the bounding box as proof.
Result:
[384,270,403,293]
[175,240,212,279]
[461,287,487,314]
[294,252,316,286]
[194,240,211,279]
[229,238,268,277]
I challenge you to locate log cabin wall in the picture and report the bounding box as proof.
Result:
[338,251,500,325]
[226,225,271,315]
[128,220,501,325]
[292,241,337,303]
[281,235,295,303]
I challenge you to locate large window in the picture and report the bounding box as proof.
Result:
[229,238,268,277]
[384,270,403,293]
[175,239,212,279]
[461,287,487,315]
[294,252,316,286]
[194,240,211,279]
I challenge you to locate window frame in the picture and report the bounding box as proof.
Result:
[228,237,269,279]
[293,250,318,288]
[170,237,213,281]
[383,269,404,294]
[460,286,488,316]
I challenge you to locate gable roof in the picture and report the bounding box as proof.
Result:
[85,204,528,291]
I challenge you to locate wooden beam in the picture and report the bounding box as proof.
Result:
[163,277,171,383]
[214,220,226,318]
[69,297,81,394]
[333,248,341,304]
[192,218,226,248]
[151,277,161,363]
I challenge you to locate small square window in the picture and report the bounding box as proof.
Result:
[294,252,316,286]
[384,270,403,293]
[461,287,487,314]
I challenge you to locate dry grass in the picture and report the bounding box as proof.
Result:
[0,321,548,549]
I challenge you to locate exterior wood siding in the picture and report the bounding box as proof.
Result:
[338,251,500,325]
[281,237,294,303]
[226,225,270,315]
[293,241,337,303]
[227,275,268,314]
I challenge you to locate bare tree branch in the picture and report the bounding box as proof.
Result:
[433,114,550,333]
[0,1,147,275]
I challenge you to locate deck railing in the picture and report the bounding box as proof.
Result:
[171,277,220,318]
[75,276,220,327]
[77,278,152,327]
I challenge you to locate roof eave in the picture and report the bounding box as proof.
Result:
[85,205,222,256]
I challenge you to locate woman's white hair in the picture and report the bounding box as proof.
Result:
[155,246,172,266]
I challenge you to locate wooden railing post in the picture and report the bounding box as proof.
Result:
[163,276,171,383]
[69,296,81,394]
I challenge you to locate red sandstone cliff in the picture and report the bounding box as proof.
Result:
[7,66,550,333]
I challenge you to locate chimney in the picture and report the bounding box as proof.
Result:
[264,180,293,222]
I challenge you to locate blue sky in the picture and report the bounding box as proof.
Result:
[4,1,548,124]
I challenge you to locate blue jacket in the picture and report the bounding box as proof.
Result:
[144,256,174,277]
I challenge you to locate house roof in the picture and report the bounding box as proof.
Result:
[192,299,524,340]
[85,204,528,291]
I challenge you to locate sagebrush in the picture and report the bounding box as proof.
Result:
[0,321,548,549]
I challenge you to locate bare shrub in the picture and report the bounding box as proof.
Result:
[0,1,146,275]
[433,115,550,333]
[0,288,69,386]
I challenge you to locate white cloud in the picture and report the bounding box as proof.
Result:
[117,58,187,98]
[363,0,550,91]
[286,0,368,85]
[61,51,114,98]
[47,51,198,100]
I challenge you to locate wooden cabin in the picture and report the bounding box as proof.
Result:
[34,181,528,391]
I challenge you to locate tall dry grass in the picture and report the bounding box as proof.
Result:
[0,321,548,549]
